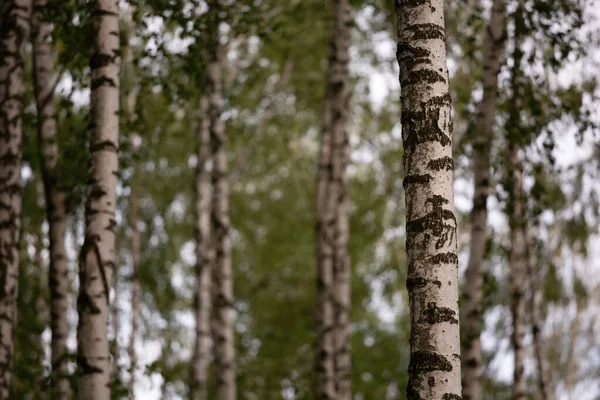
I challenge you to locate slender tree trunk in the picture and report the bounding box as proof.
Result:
[191,92,212,400]
[0,1,31,398]
[31,0,71,397]
[461,1,506,399]
[507,1,527,398]
[77,0,120,398]
[207,2,235,399]
[395,1,462,398]
[565,303,581,400]
[315,1,352,399]
[525,230,554,400]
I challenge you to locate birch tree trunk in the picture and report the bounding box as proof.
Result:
[507,1,527,398]
[395,0,462,398]
[191,92,212,400]
[0,1,31,397]
[315,0,352,399]
[207,2,235,398]
[461,1,506,399]
[77,0,120,398]
[31,0,71,397]
[525,231,554,400]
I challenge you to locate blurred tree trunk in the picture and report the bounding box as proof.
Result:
[123,5,141,399]
[525,231,555,400]
[461,0,506,399]
[395,0,462,398]
[190,91,212,400]
[507,1,527,398]
[31,0,71,397]
[0,0,32,398]
[77,0,120,398]
[315,0,352,398]
[207,1,235,399]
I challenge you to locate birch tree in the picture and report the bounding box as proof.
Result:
[461,1,506,398]
[316,0,352,398]
[395,0,461,398]
[207,1,235,398]
[77,0,120,398]
[31,0,71,397]
[0,1,31,397]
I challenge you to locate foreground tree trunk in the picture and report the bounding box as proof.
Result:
[190,93,212,400]
[77,0,120,398]
[207,1,235,399]
[315,0,352,399]
[461,0,506,399]
[525,231,555,400]
[506,1,527,398]
[395,0,462,398]
[31,0,71,397]
[0,1,32,397]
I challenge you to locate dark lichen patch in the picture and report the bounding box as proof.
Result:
[403,69,446,86]
[404,23,446,41]
[427,156,454,171]
[427,194,449,208]
[404,174,432,188]
[407,277,442,291]
[406,208,455,237]
[409,350,452,373]
[429,252,458,265]
[399,0,430,7]
[432,280,442,287]
[397,43,432,70]
[420,302,458,324]
[443,394,463,400]
[402,94,452,151]
[406,384,424,400]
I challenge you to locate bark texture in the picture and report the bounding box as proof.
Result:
[77,0,120,398]
[31,0,71,397]
[461,1,506,399]
[191,93,212,400]
[507,1,527,398]
[207,2,235,398]
[0,1,31,397]
[315,0,352,399]
[395,0,462,398]
[525,231,554,400]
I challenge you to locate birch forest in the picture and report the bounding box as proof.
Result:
[2,0,600,399]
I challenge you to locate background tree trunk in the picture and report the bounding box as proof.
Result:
[316,0,352,399]
[207,1,235,399]
[0,1,32,398]
[31,0,71,397]
[395,0,462,398]
[507,1,527,398]
[461,0,506,399]
[77,0,120,398]
[191,92,212,400]
[525,230,555,400]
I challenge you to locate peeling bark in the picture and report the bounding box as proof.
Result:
[207,1,235,399]
[315,0,352,399]
[395,1,462,398]
[190,92,212,400]
[0,0,31,397]
[77,0,120,398]
[461,1,506,399]
[31,0,71,397]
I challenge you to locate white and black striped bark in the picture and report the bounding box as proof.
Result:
[315,0,352,399]
[191,92,212,400]
[461,0,506,399]
[207,2,235,399]
[395,0,462,398]
[0,1,31,397]
[31,0,71,397]
[77,0,120,398]
[506,1,527,398]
